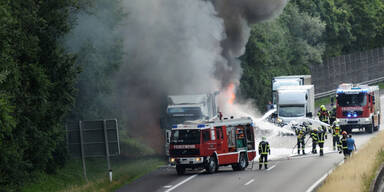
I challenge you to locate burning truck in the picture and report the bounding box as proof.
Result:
[169,117,256,175]
[161,92,219,155]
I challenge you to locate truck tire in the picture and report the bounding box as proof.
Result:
[340,125,350,134]
[205,156,217,174]
[366,122,374,134]
[238,153,248,170]
[176,165,185,175]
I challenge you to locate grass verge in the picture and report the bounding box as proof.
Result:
[315,95,333,109]
[21,157,165,192]
[318,130,384,192]
[377,82,384,89]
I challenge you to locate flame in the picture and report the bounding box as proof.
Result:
[227,83,236,104]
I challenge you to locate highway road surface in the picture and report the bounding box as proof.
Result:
[117,96,383,192]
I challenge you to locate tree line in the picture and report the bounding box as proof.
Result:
[240,0,384,111]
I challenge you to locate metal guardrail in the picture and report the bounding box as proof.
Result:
[314,76,384,99]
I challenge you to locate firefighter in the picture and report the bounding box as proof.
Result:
[296,124,307,155]
[317,126,327,156]
[340,131,348,159]
[258,136,270,170]
[317,105,329,132]
[331,120,342,151]
[329,105,336,126]
[311,128,318,154]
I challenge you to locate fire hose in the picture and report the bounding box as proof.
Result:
[291,136,311,154]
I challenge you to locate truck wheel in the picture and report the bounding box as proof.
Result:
[176,165,185,175]
[206,156,217,174]
[231,164,240,171]
[366,122,374,134]
[238,153,248,170]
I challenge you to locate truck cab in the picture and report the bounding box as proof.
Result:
[162,93,219,156]
[276,85,315,125]
[336,84,380,133]
[169,117,256,175]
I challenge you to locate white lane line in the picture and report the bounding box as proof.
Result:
[163,185,172,189]
[164,173,199,192]
[305,160,344,192]
[244,179,255,186]
[267,164,277,171]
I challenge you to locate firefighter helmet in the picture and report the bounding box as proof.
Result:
[313,128,318,131]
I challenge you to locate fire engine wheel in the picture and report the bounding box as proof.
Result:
[366,122,374,134]
[176,165,185,175]
[206,156,217,174]
[232,153,247,171]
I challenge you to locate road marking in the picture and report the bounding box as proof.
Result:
[305,160,344,192]
[163,185,172,188]
[164,173,200,192]
[244,179,255,186]
[267,164,277,171]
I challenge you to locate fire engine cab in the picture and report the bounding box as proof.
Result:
[336,84,381,133]
[169,117,256,175]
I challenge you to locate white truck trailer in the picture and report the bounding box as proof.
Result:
[272,75,312,105]
[276,85,315,125]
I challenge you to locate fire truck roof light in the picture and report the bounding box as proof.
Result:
[347,114,351,118]
[197,124,205,128]
[353,114,357,117]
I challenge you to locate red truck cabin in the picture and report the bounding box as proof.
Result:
[336,84,380,133]
[169,117,256,175]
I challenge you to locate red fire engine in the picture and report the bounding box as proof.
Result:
[169,117,256,175]
[336,84,381,133]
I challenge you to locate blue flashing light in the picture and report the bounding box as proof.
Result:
[361,90,368,93]
[353,114,357,117]
[351,87,361,90]
[336,90,343,94]
[347,114,351,118]
[197,124,205,128]
[172,125,177,128]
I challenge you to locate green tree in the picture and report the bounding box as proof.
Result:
[240,3,325,111]
[0,0,78,190]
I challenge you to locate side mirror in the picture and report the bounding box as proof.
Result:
[306,112,313,118]
[271,113,277,118]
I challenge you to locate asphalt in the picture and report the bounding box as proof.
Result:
[117,96,383,192]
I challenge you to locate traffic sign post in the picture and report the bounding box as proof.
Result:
[66,119,120,182]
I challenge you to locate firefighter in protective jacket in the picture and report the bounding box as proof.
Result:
[311,128,318,154]
[331,120,342,151]
[340,131,348,158]
[318,105,330,132]
[258,136,270,170]
[296,124,307,155]
[317,127,327,156]
[329,105,337,126]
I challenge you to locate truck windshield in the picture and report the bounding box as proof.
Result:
[167,107,203,125]
[171,130,200,144]
[337,93,367,107]
[168,107,202,114]
[279,105,305,117]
